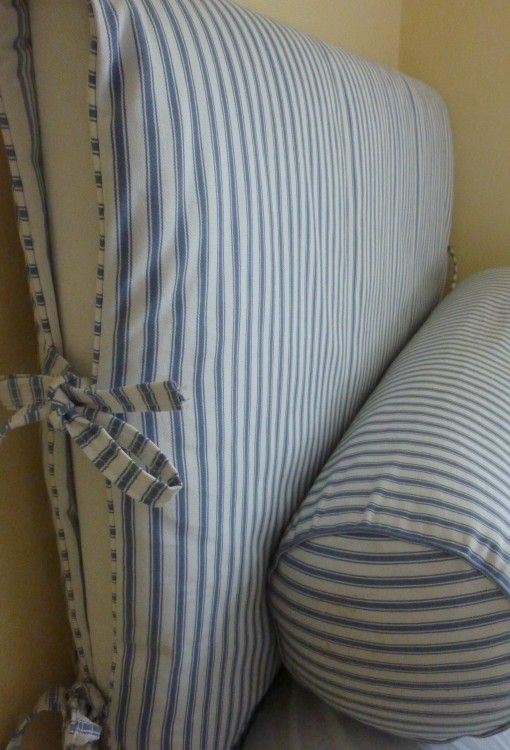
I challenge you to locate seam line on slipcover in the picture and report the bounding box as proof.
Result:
[87,2,120,724]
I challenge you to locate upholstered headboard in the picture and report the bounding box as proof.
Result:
[0,1,453,746]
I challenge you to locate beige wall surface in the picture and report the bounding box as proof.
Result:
[400,0,510,279]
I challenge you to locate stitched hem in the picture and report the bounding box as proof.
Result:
[88,3,119,740]
[88,2,106,384]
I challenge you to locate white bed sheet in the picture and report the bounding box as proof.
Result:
[244,671,510,750]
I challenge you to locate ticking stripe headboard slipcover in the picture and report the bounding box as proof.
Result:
[0,0,453,747]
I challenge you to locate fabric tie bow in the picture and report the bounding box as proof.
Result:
[0,346,185,507]
[5,681,106,749]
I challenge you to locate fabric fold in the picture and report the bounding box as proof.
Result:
[0,345,185,507]
[5,681,106,750]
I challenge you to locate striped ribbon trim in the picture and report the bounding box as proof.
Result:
[0,346,185,507]
[6,681,105,750]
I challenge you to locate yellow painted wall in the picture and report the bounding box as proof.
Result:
[400,0,510,279]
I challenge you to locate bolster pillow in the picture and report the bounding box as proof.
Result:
[269,268,510,742]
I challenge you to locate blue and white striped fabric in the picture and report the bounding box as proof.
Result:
[269,269,510,743]
[1,0,453,746]
[88,2,452,745]
[0,345,185,506]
